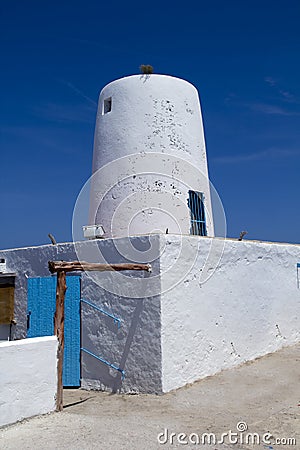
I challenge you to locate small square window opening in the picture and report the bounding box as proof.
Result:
[103,97,112,114]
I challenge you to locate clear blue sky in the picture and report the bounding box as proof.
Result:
[1,0,299,249]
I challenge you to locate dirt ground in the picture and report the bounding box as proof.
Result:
[1,344,299,450]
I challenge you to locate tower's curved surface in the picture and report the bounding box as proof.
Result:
[89,74,214,238]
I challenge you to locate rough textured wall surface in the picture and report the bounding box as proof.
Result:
[81,281,162,393]
[0,336,57,427]
[0,236,163,394]
[0,242,78,340]
[80,235,163,394]
[1,234,299,395]
[90,75,214,237]
[160,235,300,392]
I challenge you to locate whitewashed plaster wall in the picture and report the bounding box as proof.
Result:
[1,235,300,395]
[0,326,10,342]
[0,237,163,394]
[79,236,163,393]
[90,75,214,238]
[0,242,79,340]
[160,235,300,392]
[0,336,57,427]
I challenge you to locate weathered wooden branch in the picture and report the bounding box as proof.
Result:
[48,233,57,245]
[53,270,67,412]
[48,261,151,274]
[238,231,248,241]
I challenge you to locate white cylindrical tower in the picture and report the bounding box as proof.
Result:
[88,74,214,238]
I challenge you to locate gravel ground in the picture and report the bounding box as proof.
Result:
[1,344,299,450]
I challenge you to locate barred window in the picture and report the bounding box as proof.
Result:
[188,190,207,236]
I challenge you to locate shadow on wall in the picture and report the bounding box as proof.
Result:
[80,234,162,394]
[81,298,145,393]
[112,299,144,393]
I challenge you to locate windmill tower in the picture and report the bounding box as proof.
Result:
[84,74,214,239]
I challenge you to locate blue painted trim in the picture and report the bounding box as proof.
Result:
[81,347,125,379]
[81,298,121,328]
[28,276,81,387]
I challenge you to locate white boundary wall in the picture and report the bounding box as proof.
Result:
[0,336,57,427]
[0,236,300,395]
[160,235,300,392]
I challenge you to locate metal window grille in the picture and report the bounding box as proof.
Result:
[188,190,207,236]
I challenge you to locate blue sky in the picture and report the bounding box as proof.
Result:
[1,0,299,249]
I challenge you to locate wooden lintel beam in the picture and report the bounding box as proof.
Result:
[48,261,151,274]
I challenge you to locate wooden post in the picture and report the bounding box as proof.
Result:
[53,270,67,412]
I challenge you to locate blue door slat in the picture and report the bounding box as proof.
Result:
[63,276,81,386]
[27,276,80,387]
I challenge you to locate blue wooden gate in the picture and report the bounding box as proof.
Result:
[27,276,81,387]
